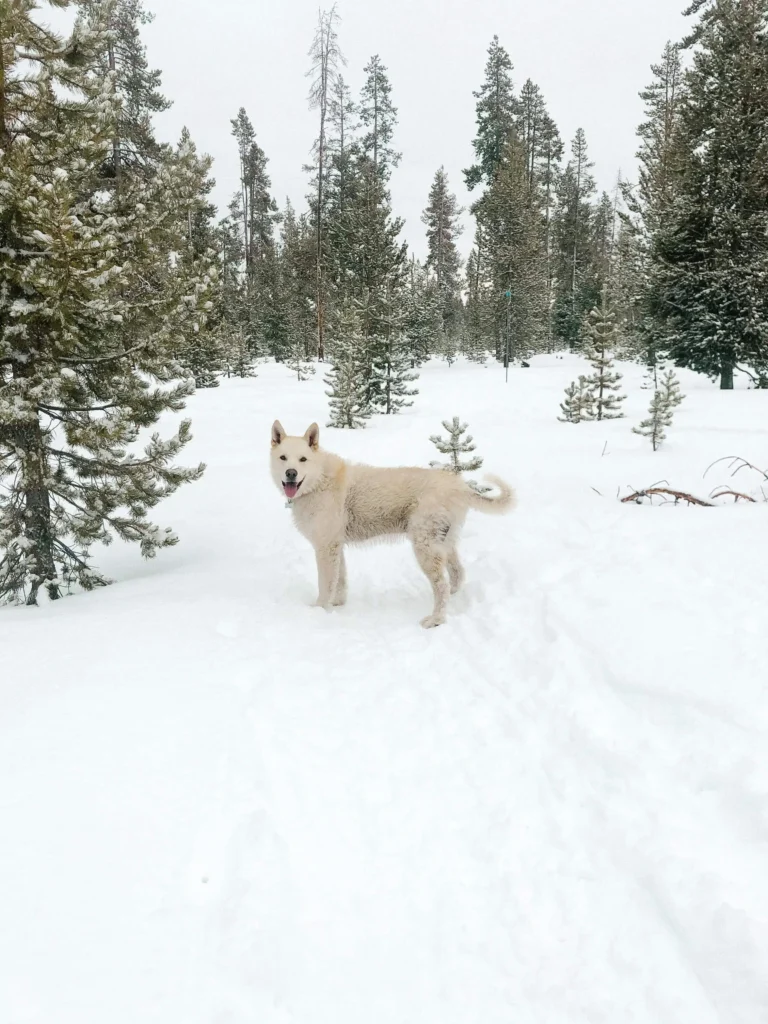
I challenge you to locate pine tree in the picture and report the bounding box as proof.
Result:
[76,0,170,182]
[324,75,358,303]
[368,288,418,413]
[464,36,517,190]
[553,129,598,348]
[404,258,442,365]
[422,167,463,340]
[478,136,548,364]
[223,327,257,379]
[659,365,684,408]
[463,233,493,363]
[287,340,316,382]
[515,80,563,347]
[633,390,674,451]
[429,418,483,473]
[582,290,626,420]
[174,128,224,389]
[622,42,685,365]
[436,328,458,367]
[649,0,768,388]
[558,377,596,423]
[325,305,372,428]
[0,3,209,605]
[276,200,315,364]
[229,109,280,355]
[360,55,401,179]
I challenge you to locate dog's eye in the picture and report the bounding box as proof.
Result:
[299,457,307,463]
[280,455,287,461]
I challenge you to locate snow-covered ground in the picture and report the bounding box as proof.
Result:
[2,356,768,1024]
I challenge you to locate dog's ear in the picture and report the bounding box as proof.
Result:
[304,423,320,450]
[271,420,286,447]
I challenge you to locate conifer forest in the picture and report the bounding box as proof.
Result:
[2,4,768,1021]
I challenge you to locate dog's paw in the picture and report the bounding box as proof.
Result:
[311,600,333,613]
[331,595,347,607]
[420,614,445,629]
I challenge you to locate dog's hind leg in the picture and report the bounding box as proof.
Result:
[412,542,449,629]
[447,548,465,595]
[332,549,347,607]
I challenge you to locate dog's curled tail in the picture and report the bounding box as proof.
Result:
[467,474,516,515]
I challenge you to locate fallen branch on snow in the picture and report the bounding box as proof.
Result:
[621,486,714,507]
[707,488,756,504]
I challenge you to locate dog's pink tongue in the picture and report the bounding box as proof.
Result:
[283,482,299,499]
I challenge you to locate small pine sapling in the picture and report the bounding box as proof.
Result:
[558,376,595,423]
[287,335,316,382]
[582,289,626,420]
[659,365,684,408]
[633,390,674,451]
[224,328,258,379]
[429,417,490,492]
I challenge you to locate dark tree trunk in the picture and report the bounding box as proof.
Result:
[720,361,735,390]
[15,421,58,604]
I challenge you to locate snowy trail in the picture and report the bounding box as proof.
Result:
[2,358,768,1023]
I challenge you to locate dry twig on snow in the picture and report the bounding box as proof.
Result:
[704,456,768,482]
[621,487,715,507]
[708,488,757,503]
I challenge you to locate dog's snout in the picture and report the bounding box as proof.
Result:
[285,467,298,482]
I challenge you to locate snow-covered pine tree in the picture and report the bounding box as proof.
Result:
[429,418,483,473]
[659,364,684,408]
[463,235,491,363]
[0,3,210,605]
[558,377,596,423]
[174,128,224,389]
[436,329,458,367]
[229,108,281,357]
[429,417,490,492]
[649,0,768,389]
[583,288,626,420]
[633,390,674,451]
[620,42,684,366]
[76,0,171,180]
[552,129,598,348]
[477,135,548,363]
[422,167,463,342]
[403,258,441,365]
[223,327,258,378]
[464,36,518,191]
[368,288,418,413]
[325,305,371,428]
[287,324,316,382]
[360,54,401,180]
[278,200,316,374]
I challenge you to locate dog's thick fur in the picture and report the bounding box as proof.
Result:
[270,421,515,628]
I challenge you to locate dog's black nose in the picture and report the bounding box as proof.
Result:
[285,468,298,482]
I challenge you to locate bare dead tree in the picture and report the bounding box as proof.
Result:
[307,5,345,361]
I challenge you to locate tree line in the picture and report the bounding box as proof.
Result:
[2,0,767,604]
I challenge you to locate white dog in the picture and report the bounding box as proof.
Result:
[270,421,514,627]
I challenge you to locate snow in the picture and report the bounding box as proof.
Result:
[2,355,768,1024]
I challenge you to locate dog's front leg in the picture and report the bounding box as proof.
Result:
[313,544,341,610]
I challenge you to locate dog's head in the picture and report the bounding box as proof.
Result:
[270,421,322,500]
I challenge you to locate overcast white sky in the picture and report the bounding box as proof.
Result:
[70,0,691,260]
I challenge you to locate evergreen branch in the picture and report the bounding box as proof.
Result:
[58,342,150,365]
